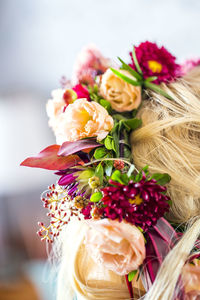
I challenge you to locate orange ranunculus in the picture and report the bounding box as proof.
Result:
[84,219,146,276]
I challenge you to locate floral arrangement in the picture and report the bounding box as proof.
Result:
[21,42,200,299]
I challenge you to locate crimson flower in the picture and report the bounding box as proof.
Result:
[129,41,180,84]
[100,174,170,231]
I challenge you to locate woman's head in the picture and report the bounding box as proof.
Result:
[57,67,200,300]
[132,66,200,224]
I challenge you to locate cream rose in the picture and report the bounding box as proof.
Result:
[100,69,142,112]
[50,98,113,144]
[84,219,146,276]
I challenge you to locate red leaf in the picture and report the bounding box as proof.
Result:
[58,139,100,156]
[20,145,82,170]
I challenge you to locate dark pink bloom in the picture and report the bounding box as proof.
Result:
[81,202,93,219]
[99,174,170,231]
[129,41,181,84]
[72,84,90,101]
[180,58,200,75]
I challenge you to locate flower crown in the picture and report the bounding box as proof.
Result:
[21,42,200,298]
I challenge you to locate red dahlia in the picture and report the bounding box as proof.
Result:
[100,174,170,231]
[129,41,180,84]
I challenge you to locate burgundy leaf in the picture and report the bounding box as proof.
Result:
[58,139,101,156]
[141,218,179,290]
[20,145,82,170]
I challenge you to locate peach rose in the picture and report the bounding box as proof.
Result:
[182,261,200,300]
[100,69,142,112]
[50,98,113,144]
[84,219,146,276]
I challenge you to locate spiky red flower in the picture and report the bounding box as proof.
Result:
[100,174,170,231]
[129,41,180,84]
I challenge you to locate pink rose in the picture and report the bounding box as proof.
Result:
[100,69,142,112]
[72,44,111,85]
[182,262,200,300]
[50,98,113,144]
[84,219,146,276]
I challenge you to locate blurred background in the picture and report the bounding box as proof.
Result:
[0,0,200,299]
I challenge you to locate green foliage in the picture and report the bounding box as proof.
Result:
[95,163,104,185]
[132,46,143,75]
[110,68,141,86]
[122,118,142,132]
[88,84,102,102]
[128,270,138,282]
[94,147,108,159]
[104,136,114,150]
[111,170,129,185]
[151,173,171,185]
[118,57,142,81]
[99,99,112,113]
[90,191,103,203]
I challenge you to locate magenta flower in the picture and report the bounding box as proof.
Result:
[129,41,181,84]
[100,175,170,231]
[72,84,90,101]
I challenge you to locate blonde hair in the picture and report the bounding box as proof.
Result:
[56,67,200,300]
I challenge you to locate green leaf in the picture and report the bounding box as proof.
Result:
[112,127,120,157]
[110,68,141,86]
[95,163,104,185]
[128,270,138,282]
[111,170,123,184]
[104,136,113,150]
[111,170,128,185]
[94,147,107,159]
[122,118,142,131]
[99,99,112,113]
[167,199,172,207]
[90,191,103,203]
[77,169,94,181]
[111,170,121,181]
[117,57,143,81]
[105,161,113,177]
[113,114,127,121]
[135,171,143,182]
[151,173,171,185]
[121,173,129,185]
[111,140,116,152]
[145,76,158,82]
[132,47,143,75]
[144,81,173,100]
